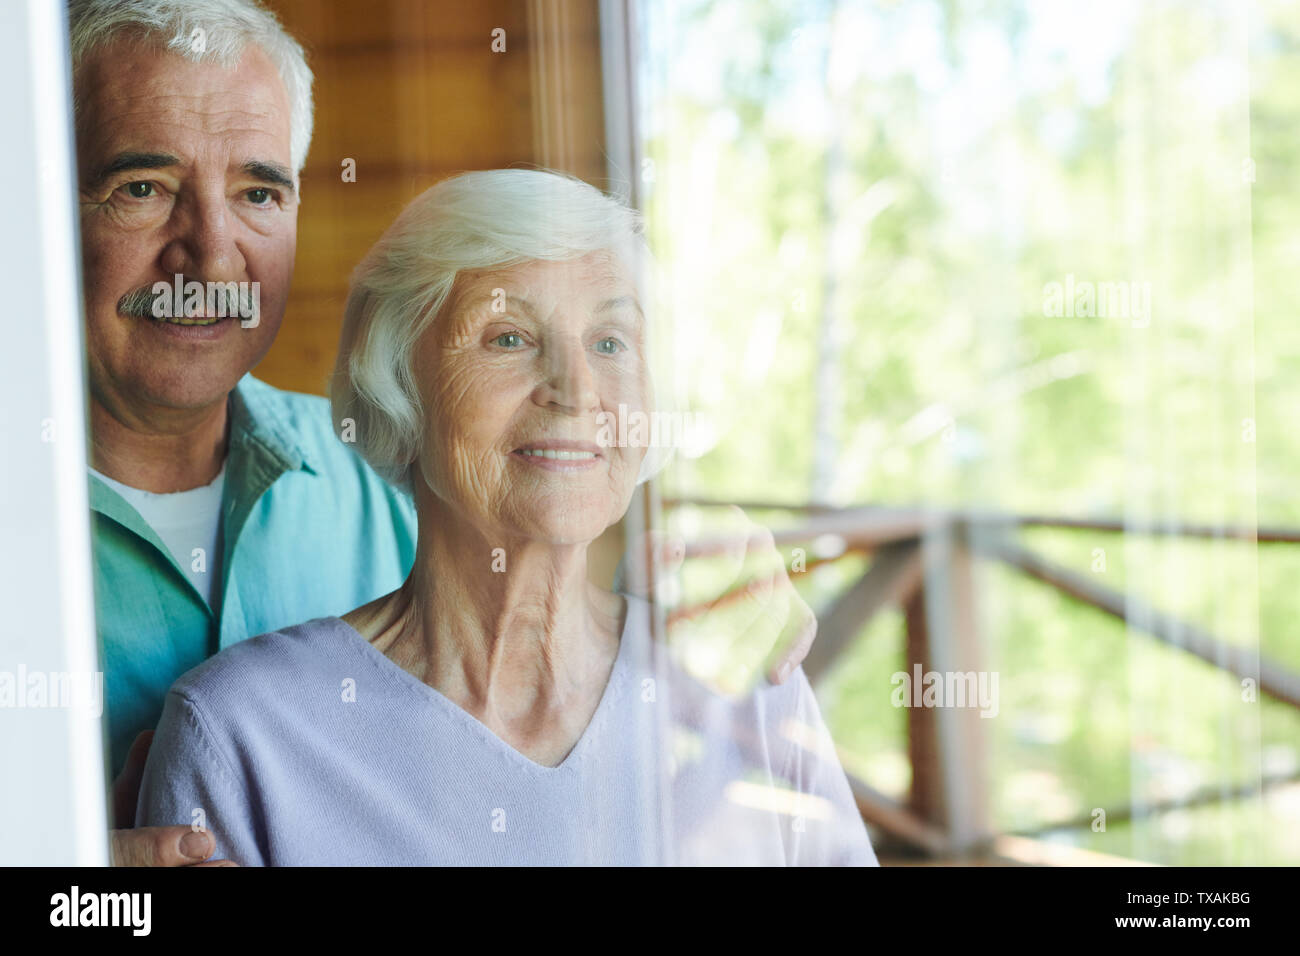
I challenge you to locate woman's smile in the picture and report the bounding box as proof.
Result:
[509,439,605,472]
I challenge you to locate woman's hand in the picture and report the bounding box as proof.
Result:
[621,506,817,687]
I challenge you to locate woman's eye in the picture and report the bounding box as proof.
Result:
[492,332,526,348]
[595,337,625,355]
[247,188,272,205]
[124,182,154,199]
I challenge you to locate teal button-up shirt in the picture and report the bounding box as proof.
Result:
[90,374,417,778]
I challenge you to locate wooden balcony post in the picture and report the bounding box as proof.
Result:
[905,519,992,854]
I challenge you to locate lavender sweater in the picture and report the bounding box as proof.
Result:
[137,596,878,866]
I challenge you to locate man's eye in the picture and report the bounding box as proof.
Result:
[492,332,525,348]
[595,337,625,354]
[247,188,272,205]
[124,182,154,199]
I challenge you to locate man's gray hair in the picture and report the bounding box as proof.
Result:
[331,168,665,494]
[68,0,314,173]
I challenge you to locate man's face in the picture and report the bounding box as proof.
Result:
[76,37,297,415]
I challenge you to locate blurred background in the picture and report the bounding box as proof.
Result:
[255,0,1298,866]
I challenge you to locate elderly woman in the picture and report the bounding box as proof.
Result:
[138,169,877,866]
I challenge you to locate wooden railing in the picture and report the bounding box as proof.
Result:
[660,498,1299,863]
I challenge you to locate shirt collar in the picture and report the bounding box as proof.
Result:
[228,374,319,477]
[88,374,318,523]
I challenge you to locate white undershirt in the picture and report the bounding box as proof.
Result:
[91,464,226,609]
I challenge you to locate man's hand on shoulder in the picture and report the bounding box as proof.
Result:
[109,826,235,867]
[109,730,238,867]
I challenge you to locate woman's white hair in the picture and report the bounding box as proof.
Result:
[68,0,314,173]
[331,168,670,493]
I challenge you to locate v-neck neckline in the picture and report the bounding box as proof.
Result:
[330,598,634,774]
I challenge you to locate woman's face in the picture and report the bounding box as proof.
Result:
[413,250,651,546]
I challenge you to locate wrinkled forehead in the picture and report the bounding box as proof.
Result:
[447,251,646,324]
[74,35,292,167]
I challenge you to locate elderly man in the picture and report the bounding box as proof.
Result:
[71,0,819,867]
[72,0,415,867]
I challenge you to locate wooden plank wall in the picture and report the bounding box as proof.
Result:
[258,0,608,396]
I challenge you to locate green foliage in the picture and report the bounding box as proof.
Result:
[642,0,1299,863]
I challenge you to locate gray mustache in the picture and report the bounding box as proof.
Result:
[116,282,258,320]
